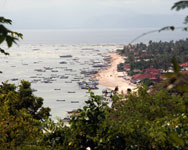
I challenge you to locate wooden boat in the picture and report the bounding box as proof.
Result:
[68,91,76,93]
[71,101,79,103]
[56,99,66,102]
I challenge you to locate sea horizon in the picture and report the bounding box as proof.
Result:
[15,28,188,45]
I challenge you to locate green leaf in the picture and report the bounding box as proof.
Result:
[176,85,188,92]
[184,16,188,24]
[184,27,188,31]
[0,48,9,55]
[172,1,188,11]
[0,17,12,24]
[162,72,174,78]
[0,36,5,44]
[171,58,180,73]
[6,35,13,47]
[169,133,184,147]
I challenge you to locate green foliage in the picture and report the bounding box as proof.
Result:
[40,86,188,150]
[156,66,188,95]
[172,58,180,74]
[141,78,154,86]
[0,80,51,120]
[0,81,51,149]
[0,79,186,149]
[109,87,188,149]
[69,92,109,149]
[172,1,188,24]
[121,39,188,71]
[172,1,188,11]
[0,16,23,55]
[41,118,71,149]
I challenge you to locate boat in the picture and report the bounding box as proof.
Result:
[68,91,76,93]
[54,88,61,90]
[44,67,53,70]
[71,79,80,82]
[34,69,46,72]
[71,101,79,103]
[60,55,72,58]
[62,116,71,122]
[56,99,66,102]
[59,61,67,64]
[51,70,58,72]
[78,81,99,90]
[11,78,18,81]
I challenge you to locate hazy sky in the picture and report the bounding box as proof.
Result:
[0,0,187,29]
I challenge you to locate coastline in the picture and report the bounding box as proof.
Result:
[94,53,136,94]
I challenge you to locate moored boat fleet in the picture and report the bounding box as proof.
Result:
[3,45,117,120]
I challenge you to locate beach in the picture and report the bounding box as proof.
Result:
[95,53,136,94]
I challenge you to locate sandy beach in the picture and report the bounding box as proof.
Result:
[95,53,136,94]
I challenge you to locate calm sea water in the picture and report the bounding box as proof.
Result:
[0,28,187,119]
[0,43,122,119]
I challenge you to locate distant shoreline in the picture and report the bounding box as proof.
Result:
[94,53,136,94]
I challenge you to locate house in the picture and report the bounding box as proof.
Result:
[144,68,161,74]
[142,50,147,53]
[131,69,161,84]
[123,65,130,71]
[132,73,152,80]
[131,73,152,84]
[180,62,188,71]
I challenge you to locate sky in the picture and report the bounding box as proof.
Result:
[0,0,187,29]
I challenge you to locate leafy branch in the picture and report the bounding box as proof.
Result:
[0,16,23,55]
[171,0,188,24]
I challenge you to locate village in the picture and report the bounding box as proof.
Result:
[117,43,188,86]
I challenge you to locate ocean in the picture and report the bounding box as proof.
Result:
[0,28,187,119]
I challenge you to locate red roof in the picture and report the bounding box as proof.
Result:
[150,77,157,80]
[123,65,130,69]
[132,73,152,80]
[132,73,160,81]
[144,68,161,73]
[150,72,158,76]
[180,62,188,67]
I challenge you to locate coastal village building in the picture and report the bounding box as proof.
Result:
[123,65,130,72]
[131,67,161,84]
[180,62,188,71]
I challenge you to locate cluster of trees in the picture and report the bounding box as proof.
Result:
[0,79,188,150]
[0,81,51,149]
[1,79,187,149]
[118,39,188,72]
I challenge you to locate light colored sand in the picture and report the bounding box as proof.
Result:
[95,53,136,94]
